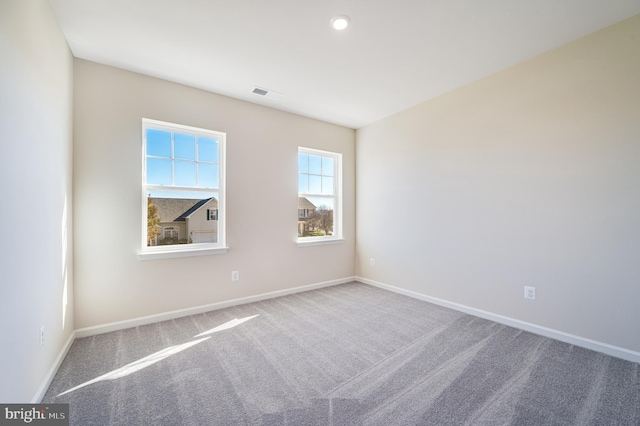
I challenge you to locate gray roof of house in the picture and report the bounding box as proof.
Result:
[150,197,216,223]
[298,197,316,209]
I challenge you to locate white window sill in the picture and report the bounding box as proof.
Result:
[138,246,229,261]
[297,238,345,248]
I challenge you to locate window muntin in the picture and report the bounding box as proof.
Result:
[142,119,225,254]
[298,148,341,242]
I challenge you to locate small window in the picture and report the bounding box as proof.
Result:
[163,226,179,239]
[141,119,226,258]
[298,147,342,243]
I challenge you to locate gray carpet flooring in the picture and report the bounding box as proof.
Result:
[43,282,640,425]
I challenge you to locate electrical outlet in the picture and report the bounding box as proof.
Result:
[524,286,536,300]
[40,326,45,347]
[370,258,376,267]
[231,271,239,281]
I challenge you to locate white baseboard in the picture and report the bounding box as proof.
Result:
[356,276,640,364]
[32,331,76,403]
[75,276,355,338]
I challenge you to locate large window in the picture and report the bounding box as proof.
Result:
[298,147,342,244]
[141,119,226,259]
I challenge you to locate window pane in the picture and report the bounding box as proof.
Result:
[309,155,321,175]
[147,194,218,246]
[146,158,172,185]
[198,163,219,188]
[146,129,171,157]
[322,156,334,176]
[174,133,196,160]
[309,175,321,193]
[174,161,196,186]
[322,176,334,195]
[298,153,308,173]
[298,197,334,238]
[199,137,218,163]
[298,174,308,193]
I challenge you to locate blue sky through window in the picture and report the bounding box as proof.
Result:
[146,128,219,196]
[298,152,334,195]
[174,133,195,160]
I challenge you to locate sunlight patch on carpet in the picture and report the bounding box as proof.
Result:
[193,314,260,338]
[58,337,211,396]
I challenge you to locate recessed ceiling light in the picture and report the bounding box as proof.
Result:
[330,15,350,31]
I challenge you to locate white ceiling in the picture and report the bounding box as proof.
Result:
[49,0,640,129]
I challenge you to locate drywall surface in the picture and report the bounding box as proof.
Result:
[73,60,355,328]
[356,15,640,352]
[0,0,74,402]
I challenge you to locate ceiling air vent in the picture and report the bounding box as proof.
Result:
[251,86,284,100]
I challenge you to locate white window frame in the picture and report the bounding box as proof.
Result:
[138,118,228,260]
[297,147,343,247]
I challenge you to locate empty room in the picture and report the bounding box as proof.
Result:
[1,0,639,424]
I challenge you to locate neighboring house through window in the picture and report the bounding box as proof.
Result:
[298,197,317,237]
[297,147,342,243]
[149,197,219,245]
[142,119,226,257]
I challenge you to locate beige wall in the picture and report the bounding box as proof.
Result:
[73,59,355,329]
[0,0,74,401]
[356,15,640,352]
